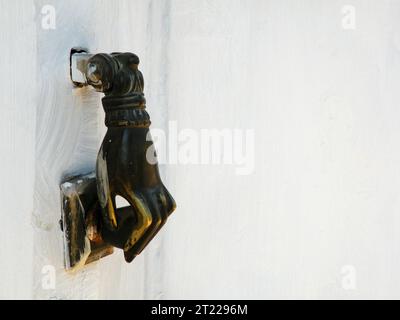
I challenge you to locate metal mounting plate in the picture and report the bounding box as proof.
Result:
[60,172,113,271]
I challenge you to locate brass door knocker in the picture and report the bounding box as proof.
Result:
[60,49,176,270]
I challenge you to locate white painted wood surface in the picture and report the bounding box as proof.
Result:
[0,0,36,299]
[161,0,400,299]
[2,0,400,299]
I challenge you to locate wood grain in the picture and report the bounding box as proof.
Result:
[0,0,36,299]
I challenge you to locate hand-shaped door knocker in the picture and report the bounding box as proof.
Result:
[60,49,176,270]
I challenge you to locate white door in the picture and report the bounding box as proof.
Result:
[2,0,400,300]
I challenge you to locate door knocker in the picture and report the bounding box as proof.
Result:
[60,49,176,270]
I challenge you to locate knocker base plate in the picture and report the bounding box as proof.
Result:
[60,172,113,271]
